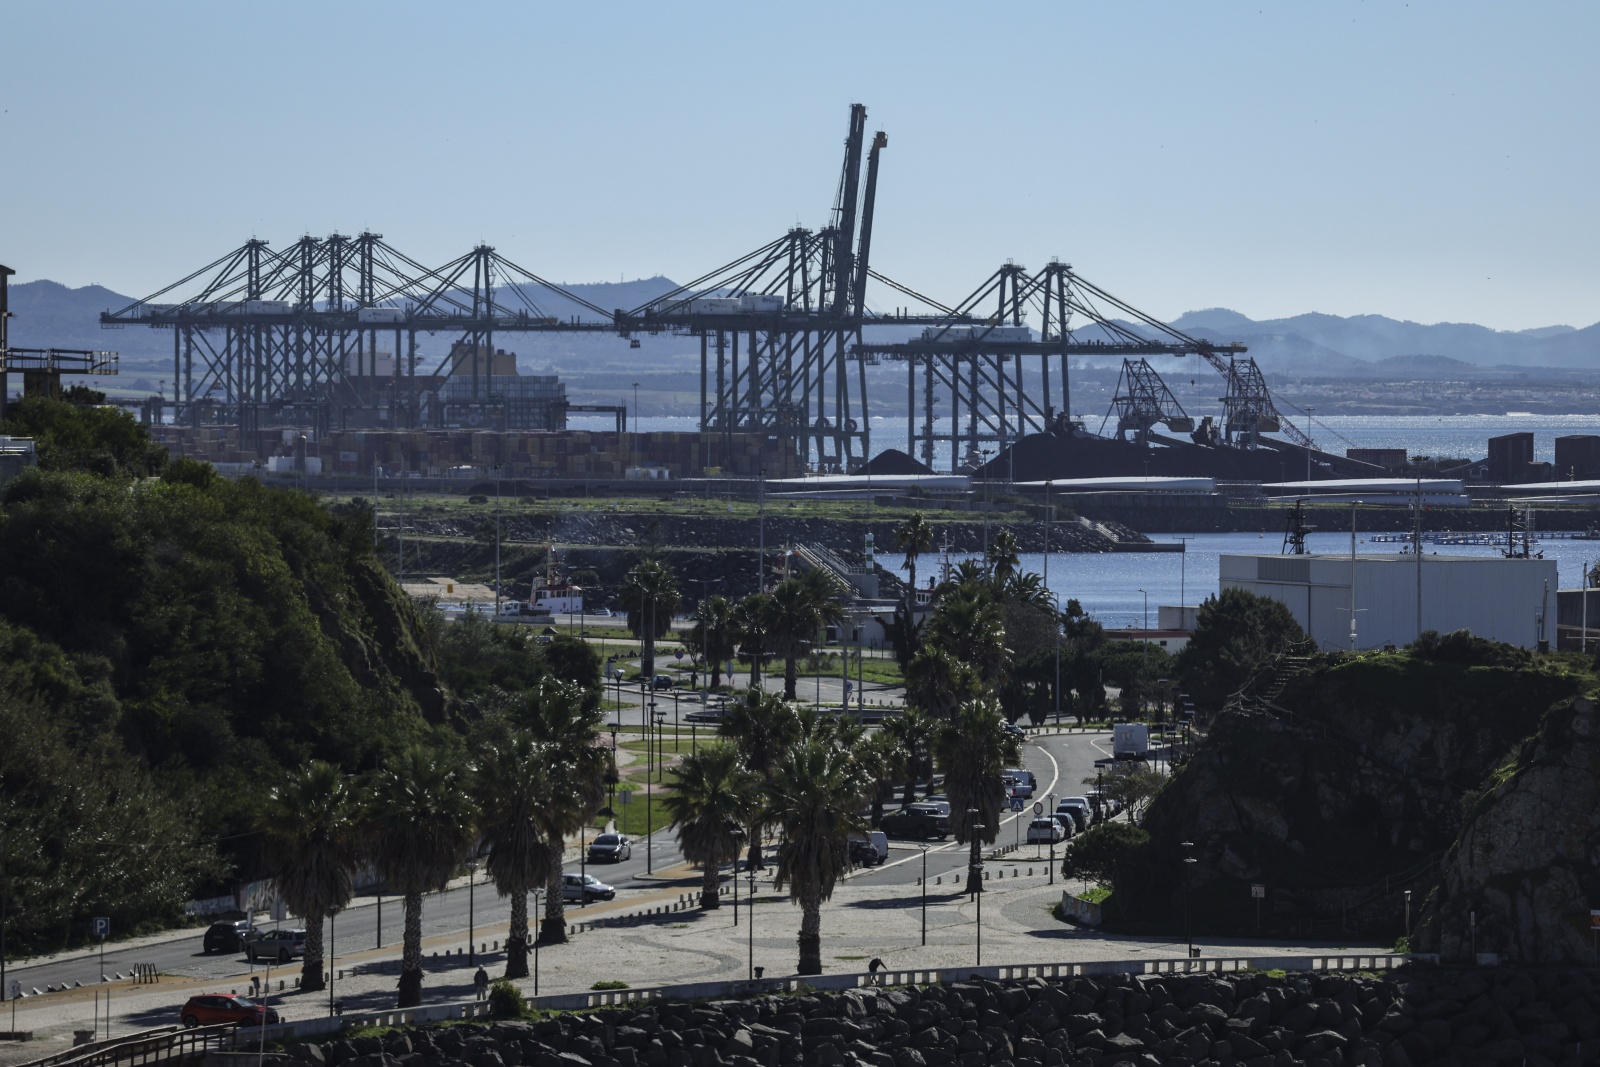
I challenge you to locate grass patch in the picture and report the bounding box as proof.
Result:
[591,980,630,990]
[1077,886,1111,904]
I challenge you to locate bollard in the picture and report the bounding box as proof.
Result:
[936,876,942,885]
[494,940,499,950]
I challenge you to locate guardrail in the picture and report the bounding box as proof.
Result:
[523,952,1431,1011]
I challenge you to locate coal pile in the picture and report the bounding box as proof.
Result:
[283,967,1600,1067]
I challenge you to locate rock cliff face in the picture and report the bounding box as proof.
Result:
[1118,647,1586,939]
[1422,695,1600,965]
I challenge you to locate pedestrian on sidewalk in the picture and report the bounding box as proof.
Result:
[473,966,489,1000]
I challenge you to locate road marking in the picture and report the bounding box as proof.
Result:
[854,733,1066,878]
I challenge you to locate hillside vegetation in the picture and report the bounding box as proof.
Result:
[0,399,581,954]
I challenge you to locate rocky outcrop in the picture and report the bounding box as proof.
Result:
[1423,695,1600,965]
[287,969,1600,1067]
[1117,647,1585,939]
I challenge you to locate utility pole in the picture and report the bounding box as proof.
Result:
[493,465,503,616]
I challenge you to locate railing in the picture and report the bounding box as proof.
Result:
[522,952,1430,1011]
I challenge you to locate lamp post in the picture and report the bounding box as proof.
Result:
[467,861,478,964]
[327,909,337,1018]
[1138,587,1150,694]
[648,708,666,873]
[757,467,766,596]
[1046,792,1057,885]
[532,888,543,995]
[1404,889,1413,948]
[1182,840,1197,960]
[919,843,930,946]
[493,463,503,616]
[746,867,758,979]
[968,808,986,967]
[1047,591,1062,724]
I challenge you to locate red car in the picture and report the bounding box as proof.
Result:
[180,994,281,1027]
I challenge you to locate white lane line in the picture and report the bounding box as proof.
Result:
[857,733,1065,878]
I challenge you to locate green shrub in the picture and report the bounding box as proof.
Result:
[591,980,629,990]
[487,978,524,1018]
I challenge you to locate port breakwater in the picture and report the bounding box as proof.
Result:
[280,967,1600,1067]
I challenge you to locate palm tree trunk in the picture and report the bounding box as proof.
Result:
[505,888,529,979]
[644,631,655,680]
[965,833,984,895]
[784,652,798,700]
[398,891,423,1007]
[540,852,568,944]
[700,862,721,909]
[796,887,823,976]
[746,820,763,871]
[749,648,762,688]
[902,776,916,807]
[711,658,722,689]
[905,558,917,612]
[871,780,887,826]
[300,913,326,992]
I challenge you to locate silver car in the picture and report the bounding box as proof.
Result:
[561,873,615,902]
[247,928,307,962]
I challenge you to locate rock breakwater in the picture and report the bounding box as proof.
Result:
[285,968,1600,1067]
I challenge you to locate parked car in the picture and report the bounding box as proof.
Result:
[1048,813,1076,838]
[878,804,951,841]
[848,838,883,867]
[562,873,616,902]
[1004,767,1037,791]
[180,994,281,1028]
[1003,775,1035,800]
[1026,818,1066,845]
[651,675,675,690]
[246,928,307,962]
[919,794,952,818]
[201,920,259,955]
[1003,721,1026,740]
[1055,798,1091,832]
[587,833,633,863]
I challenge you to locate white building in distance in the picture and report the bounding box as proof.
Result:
[1220,553,1559,651]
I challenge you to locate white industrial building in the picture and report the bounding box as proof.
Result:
[1220,553,1559,651]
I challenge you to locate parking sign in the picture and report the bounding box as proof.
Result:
[92,916,111,938]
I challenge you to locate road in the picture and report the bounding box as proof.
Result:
[5,729,1109,1000]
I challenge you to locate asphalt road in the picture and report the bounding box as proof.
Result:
[6,729,1109,999]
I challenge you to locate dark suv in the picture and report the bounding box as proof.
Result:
[878,804,951,841]
[202,920,259,955]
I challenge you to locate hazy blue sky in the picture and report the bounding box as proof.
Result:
[2,1,1596,331]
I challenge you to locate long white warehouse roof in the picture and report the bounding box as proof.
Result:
[1263,478,1465,494]
[1014,476,1216,492]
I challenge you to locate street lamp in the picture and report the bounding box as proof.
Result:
[531,888,543,995]
[746,866,758,980]
[493,463,503,616]
[467,860,478,964]
[648,708,666,872]
[1046,792,1057,885]
[1182,840,1198,961]
[968,808,987,968]
[918,843,930,946]
[1138,587,1150,695]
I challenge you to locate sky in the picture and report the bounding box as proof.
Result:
[2,1,1597,332]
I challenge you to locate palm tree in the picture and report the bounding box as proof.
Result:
[259,761,362,993]
[516,680,607,945]
[926,587,1008,688]
[1000,570,1052,609]
[882,705,936,806]
[895,514,935,610]
[661,742,757,908]
[366,746,476,1007]
[471,730,556,978]
[903,646,981,719]
[731,593,772,688]
[718,687,802,868]
[688,594,737,689]
[620,560,681,679]
[987,529,1021,584]
[767,737,872,975]
[765,573,845,700]
[935,698,1021,894]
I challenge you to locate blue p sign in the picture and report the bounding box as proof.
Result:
[92,917,110,938]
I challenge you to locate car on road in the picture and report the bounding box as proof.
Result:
[562,873,616,902]
[1003,775,1035,800]
[848,838,883,867]
[180,994,281,1027]
[1026,818,1066,845]
[1055,798,1091,832]
[651,675,675,690]
[246,928,307,962]
[1003,721,1026,740]
[587,833,633,863]
[919,795,952,818]
[878,804,951,841]
[201,920,259,955]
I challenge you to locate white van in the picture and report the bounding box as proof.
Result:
[848,830,889,865]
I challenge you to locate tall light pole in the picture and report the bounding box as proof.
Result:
[648,708,666,872]
[968,808,986,966]
[1046,791,1057,885]
[467,861,478,964]
[918,843,929,945]
[1182,840,1197,959]
[493,464,503,616]
[746,867,758,979]
[1138,587,1150,686]
[757,467,766,596]
[1047,592,1062,724]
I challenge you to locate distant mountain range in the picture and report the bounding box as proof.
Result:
[6,276,1596,382]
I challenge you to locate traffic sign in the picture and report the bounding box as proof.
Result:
[1590,909,1600,929]
[620,790,632,806]
[1251,884,1266,899]
[92,916,110,938]
[1032,802,1044,816]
